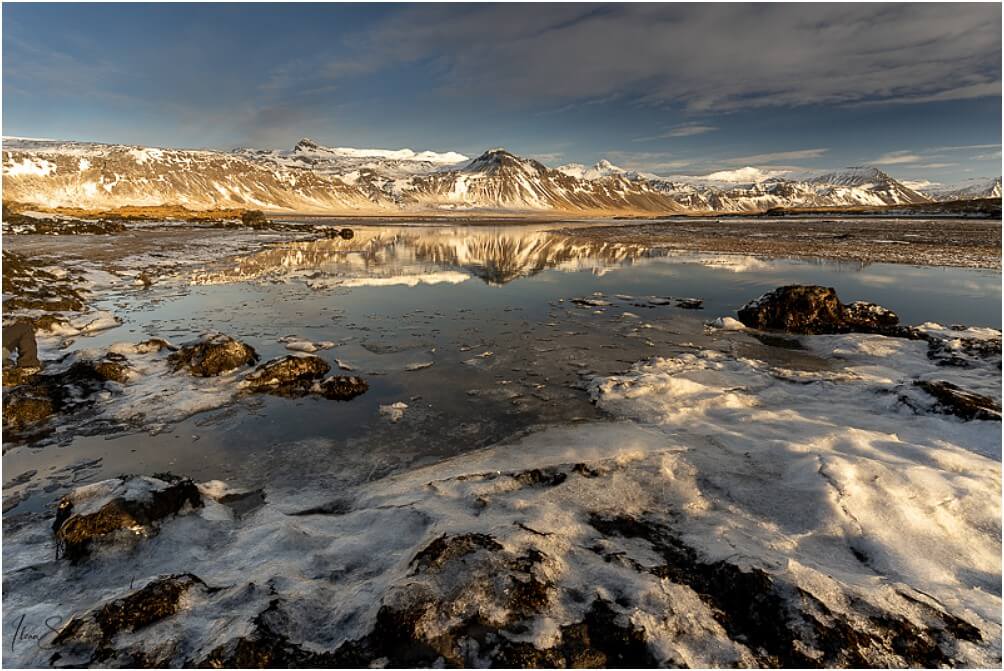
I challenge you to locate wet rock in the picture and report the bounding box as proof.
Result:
[410,533,503,573]
[91,355,131,384]
[2,390,55,430]
[243,354,330,396]
[737,285,900,335]
[314,375,368,401]
[737,285,846,334]
[674,297,704,310]
[914,380,1001,421]
[32,314,72,333]
[135,337,178,353]
[2,355,133,433]
[2,365,41,387]
[1,250,87,314]
[168,333,258,377]
[52,574,209,660]
[53,474,202,561]
[926,332,1003,368]
[842,300,900,329]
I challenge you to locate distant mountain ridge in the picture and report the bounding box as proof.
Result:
[2,137,997,215]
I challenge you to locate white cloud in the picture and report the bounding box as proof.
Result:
[870,151,923,165]
[900,179,939,190]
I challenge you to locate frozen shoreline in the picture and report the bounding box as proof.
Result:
[3,319,1000,667]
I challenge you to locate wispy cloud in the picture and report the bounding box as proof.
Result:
[602,151,691,173]
[319,4,1002,111]
[870,151,924,165]
[721,148,828,165]
[633,123,718,142]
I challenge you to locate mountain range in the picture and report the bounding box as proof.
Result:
[2,137,999,216]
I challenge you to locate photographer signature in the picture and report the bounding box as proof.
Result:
[9,613,62,654]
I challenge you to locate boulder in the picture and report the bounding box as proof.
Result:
[3,391,54,430]
[53,474,203,561]
[737,285,899,335]
[315,375,369,401]
[168,333,258,376]
[842,301,900,330]
[243,354,330,396]
[52,574,208,663]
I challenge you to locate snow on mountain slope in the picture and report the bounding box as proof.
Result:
[0,137,950,214]
[925,177,1002,201]
[233,138,468,180]
[396,149,686,213]
[2,138,381,212]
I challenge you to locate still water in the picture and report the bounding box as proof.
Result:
[4,224,1000,513]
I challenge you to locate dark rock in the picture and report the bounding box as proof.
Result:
[674,297,704,310]
[2,391,55,430]
[339,227,354,240]
[135,337,178,353]
[53,574,208,652]
[914,380,1001,421]
[243,354,330,396]
[737,285,900,335]
[926,333,1002,369]
[32,314,72,333]
[240,210,269,228]
[410,533,503,573]
[2,365,41,387]
[315,375,368,401]
[842,300,900,329]
[3,355,132,433]
[168,333,258,377]
[737,285,846,334]
[53,475,202,561]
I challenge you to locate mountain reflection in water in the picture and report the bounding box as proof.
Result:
[191,225,660,287]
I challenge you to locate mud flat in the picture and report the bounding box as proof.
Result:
[562,216,1002,269]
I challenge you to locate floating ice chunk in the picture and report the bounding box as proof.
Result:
[379,401,408,422]
[705,316,745,330]
[71,311,122,334]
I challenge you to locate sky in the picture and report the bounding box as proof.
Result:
[3,3,1001,187]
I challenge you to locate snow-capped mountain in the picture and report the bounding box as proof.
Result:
[0,137,980,215]
[233,137,468,179]
[924,177,1002,201]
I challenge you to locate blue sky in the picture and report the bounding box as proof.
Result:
[3,3,1001,186]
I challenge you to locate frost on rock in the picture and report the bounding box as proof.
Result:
[242,354,330,396]
[2,352,134,438]
[52,474,202,561]
[167,332,259,377]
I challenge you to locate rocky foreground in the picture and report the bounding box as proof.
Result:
[3,286,1000,668]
